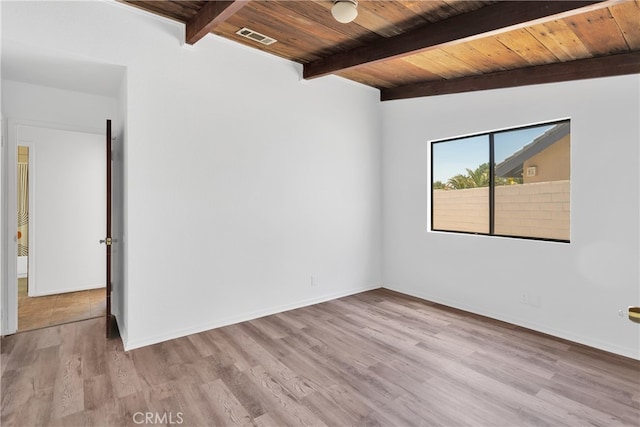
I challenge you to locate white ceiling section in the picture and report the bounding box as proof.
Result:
[1,39,125,97]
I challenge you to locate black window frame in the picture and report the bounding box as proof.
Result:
[430,119,570,244]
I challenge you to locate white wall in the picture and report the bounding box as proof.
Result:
[1,0,4,334]
[111,76,127,338]
[17,125,105,295]
[382,75,640,359]
[1,1,382,349]
[2,80,116,131]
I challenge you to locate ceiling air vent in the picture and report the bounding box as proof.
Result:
[235,27,277,46]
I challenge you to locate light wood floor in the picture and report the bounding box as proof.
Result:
[18,278,106,332]
[2,289,639,426]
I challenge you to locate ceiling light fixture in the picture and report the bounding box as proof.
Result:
[331,0,358,24]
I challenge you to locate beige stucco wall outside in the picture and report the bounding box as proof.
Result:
[433,180,570,240]
[523,134,570,183]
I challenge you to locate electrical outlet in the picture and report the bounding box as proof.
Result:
[521,291,540,307]
[311,275,318,287]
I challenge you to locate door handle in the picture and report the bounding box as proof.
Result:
[100,237,113,246]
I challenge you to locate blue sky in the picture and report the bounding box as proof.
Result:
[431,125,554,183]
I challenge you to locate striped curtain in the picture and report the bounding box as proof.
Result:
[17,162,29,257]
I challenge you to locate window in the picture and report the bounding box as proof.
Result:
[431,120,570,242]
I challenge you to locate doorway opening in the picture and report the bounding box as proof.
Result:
[13,125,107,333]
[1,43,126,339]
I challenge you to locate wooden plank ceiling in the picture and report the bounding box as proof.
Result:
[122,0,640,100]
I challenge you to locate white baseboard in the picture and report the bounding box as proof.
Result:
[112,310,127,347]
[123,284,381,351]
[383,285,640,361]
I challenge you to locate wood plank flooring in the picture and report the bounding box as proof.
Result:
[2,289,639,426]
[18,278,106,332]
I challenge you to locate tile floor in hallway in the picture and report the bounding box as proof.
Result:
[17,278,106,332]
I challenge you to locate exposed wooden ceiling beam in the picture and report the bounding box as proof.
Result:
[186,0,249,45]
[303,1,615,79]
[380,51,640,101]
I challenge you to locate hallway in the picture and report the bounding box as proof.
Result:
[18,278,105,332]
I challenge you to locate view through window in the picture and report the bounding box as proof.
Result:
[431,120,570,242]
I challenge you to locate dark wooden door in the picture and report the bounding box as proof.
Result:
[104,119,117,338]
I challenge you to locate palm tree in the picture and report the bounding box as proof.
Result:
[444,162,523,189]
[447,163,490,189]
[465,163,489,187]
[447,174,473,189]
